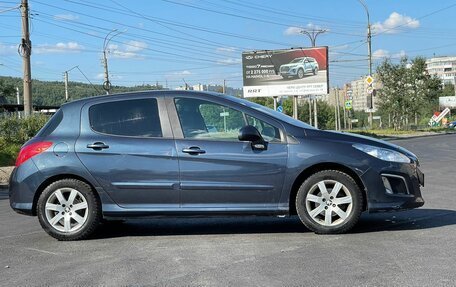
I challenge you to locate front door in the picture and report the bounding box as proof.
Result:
[170,96,288,211]
[75,97,179,209]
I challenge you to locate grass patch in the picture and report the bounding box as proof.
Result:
[346,127,454,138]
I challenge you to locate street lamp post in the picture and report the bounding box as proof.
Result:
[102,29,123,95]
[358,0,374,127]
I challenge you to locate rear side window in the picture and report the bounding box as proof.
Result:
[89,99,162,137]
[37,109,63,137]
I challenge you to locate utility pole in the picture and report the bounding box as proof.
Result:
[293,95,298,119]
[314,98,318,129]
[16,87,20,104]
[336,88,341,130]
[223,79,226,94]
[64,71,69,101]
[102,29,123,95]
[20,0,32,117]
[309,97,312,126]
[102,49,111,95]
[334,89,338,130]
[359,0,373,127]
[63,66,77,101]
[299,27,327,128]
[16,87,21,118]
[300,28,328,47]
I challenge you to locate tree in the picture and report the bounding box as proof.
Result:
[376,56,442,130]
[0,79,15,104]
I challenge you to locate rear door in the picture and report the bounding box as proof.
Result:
[168,95,288,211]
[75,96,179,209]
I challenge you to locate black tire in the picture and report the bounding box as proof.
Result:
[37,179,102,241]
[295,170,363,234]
[313,67,318,75]
[297,68,304,79]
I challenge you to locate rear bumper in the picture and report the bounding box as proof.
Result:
[9,162,40,216]
[362,163,424,213]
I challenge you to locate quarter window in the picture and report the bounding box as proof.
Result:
[89,99,162,137]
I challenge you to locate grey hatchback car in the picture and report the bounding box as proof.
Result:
[9,91,424,240]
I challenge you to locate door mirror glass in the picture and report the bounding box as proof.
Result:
[239,126,268,150]
[238,125,262,142]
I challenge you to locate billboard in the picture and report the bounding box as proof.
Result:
[242,47,329,98]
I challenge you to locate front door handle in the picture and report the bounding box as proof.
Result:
[182,146,206,155]
[87,142,109,150]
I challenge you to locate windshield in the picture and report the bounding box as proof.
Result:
[233,96,316,129]
[290,58,303,63]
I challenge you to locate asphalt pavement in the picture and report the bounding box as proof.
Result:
[1,134,455,286]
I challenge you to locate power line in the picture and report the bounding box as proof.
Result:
[75,66,102,94]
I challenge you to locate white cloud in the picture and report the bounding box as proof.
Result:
[284,23,325,36]
[34,42,84,54]
[217,58,241,65]
[373,49,390,59]
[372,49,407,60]
[95,73,123,80]
[124,40,148,52]
[392,50,407,58]
[172,70,192,76]
[107,41,147,59]
[216,47,237,53]
[372,12,419,34]
[284,26,303,36]
[0,43,16,55]
[53,14,79,21]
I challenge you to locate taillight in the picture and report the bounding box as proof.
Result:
[15,141,53,167]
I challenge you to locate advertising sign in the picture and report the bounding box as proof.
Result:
[439,96,456,108]
[242,47,329,98]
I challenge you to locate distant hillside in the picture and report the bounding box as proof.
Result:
[0,76,242,106]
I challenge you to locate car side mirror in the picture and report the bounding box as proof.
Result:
[238,125,268,150]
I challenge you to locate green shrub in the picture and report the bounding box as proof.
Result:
[0,114,49,166]
[0,114,49,144]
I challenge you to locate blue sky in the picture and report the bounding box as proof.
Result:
[1,0,456,89]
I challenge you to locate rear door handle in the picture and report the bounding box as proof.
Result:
[182,146,206,155]
[87,142,109,150]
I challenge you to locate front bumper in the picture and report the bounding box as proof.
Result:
[361,162,424,213]
[280,70,297,77]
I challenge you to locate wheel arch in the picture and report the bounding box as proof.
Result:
[32,174,101,216]
[289,162,367,215]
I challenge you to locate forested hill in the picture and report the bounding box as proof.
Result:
[0,76,242,106]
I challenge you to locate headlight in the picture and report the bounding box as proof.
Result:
[353,144,411,163]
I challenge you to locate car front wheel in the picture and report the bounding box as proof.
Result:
[296,170,363,234]
[37,179,101,241]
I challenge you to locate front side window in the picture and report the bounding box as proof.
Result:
[246,114,281,142]
[89,98,162,137]
[174,97,281,142]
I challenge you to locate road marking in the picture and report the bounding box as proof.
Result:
[0,231,42,240]
[24,248,61,256]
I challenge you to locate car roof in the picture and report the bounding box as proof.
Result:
[62,90,231,108]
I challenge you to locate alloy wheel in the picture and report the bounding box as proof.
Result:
[305,180,353,226]
[44,188,89,233]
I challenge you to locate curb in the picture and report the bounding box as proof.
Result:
[383,131,456,141]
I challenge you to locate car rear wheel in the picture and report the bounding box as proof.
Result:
[297,68,304,79]
[37,179,101,241]
[296,170,363,234]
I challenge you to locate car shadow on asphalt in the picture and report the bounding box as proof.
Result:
[91,208,456,239]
